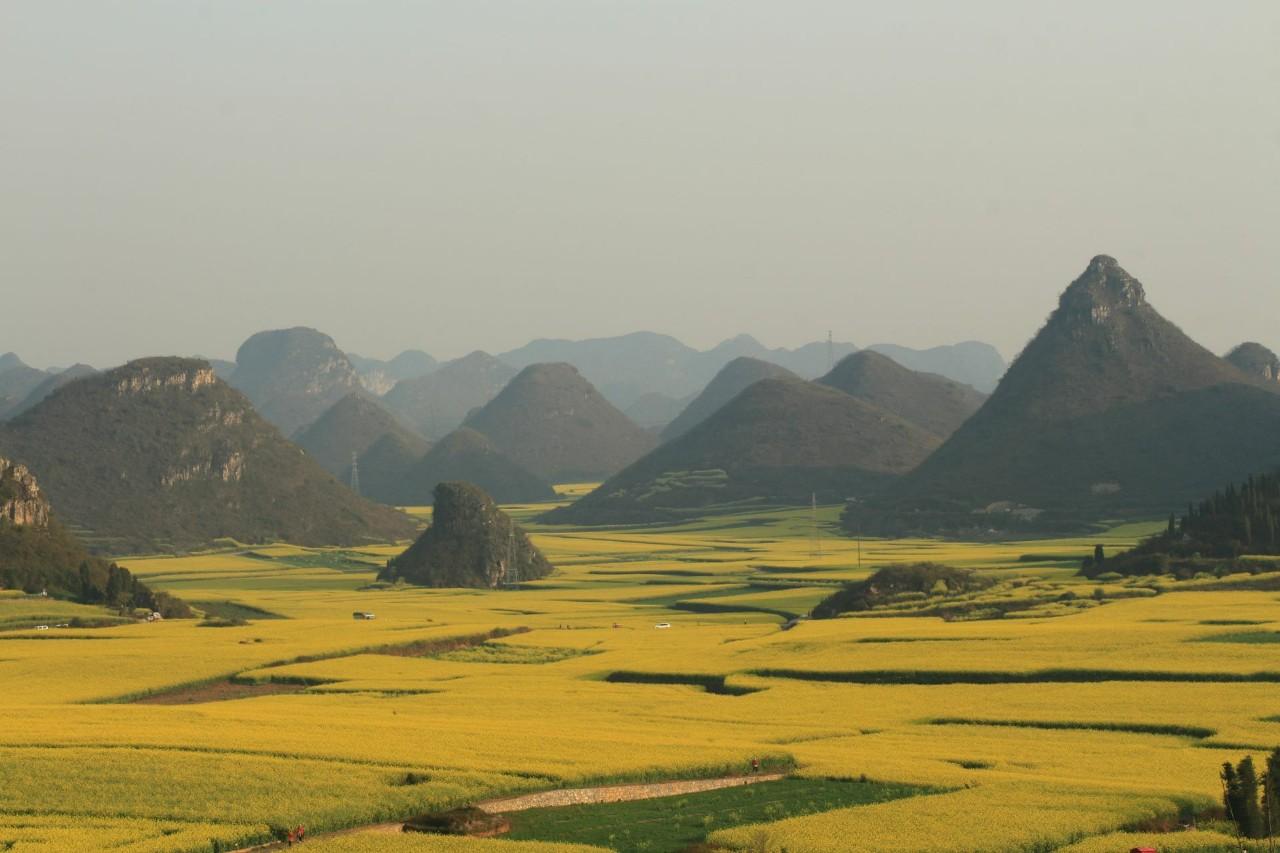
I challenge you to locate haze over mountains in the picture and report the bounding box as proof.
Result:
[3,259,1275,548]
[846,256,1280,535]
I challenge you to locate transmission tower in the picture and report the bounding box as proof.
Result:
[809,492,823,560]
[349,451,361,496]
[502,524,518,587]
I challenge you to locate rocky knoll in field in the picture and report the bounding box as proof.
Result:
[0,358,416,551]
[847,256,1280,535]
[229,327,364,434]
[293,392,428,482]
[388,428,555,507]
[0,457,187,614]
[661,357,798,442]
[380,482,553,587]
[1226,342,1280,384]
[818,350,986,441]
[382,351,518,439]
[465,363,656,483]
[546,376,938,525]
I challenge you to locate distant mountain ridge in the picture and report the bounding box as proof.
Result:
[382,351,518,439]
[661,357,799,442]
[293,393,428,483]
[464,363,656,482]
[817,351,986,441]
[0,357,416,551]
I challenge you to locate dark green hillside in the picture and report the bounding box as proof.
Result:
[389,428,555,506]
[381,482,553,588]
[817,350,985,440]
[1096,471,1280,577]
[293,392,427,480]
[545,377,938,525]
[0,458,188,615]
[661,357,797,442]
[465,363,655,483]
[0,358,416,551]
[845,256,1280,536]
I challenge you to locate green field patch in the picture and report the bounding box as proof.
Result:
[752,668,1280,685]
[503,777,930,852]
[190,601,286,621]
[604,671,761,696]
[927,717,1216,739]
[433,642,597,665]
[1198,619,1268,626]
[1195,630,1280,644]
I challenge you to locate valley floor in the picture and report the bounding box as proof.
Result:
[0,501,1275,852]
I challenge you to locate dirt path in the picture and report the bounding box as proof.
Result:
[230,772,785,851]
[475,772,786,813]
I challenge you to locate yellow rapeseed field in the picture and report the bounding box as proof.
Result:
[1,502,1276,851]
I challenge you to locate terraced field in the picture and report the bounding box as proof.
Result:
[1,499,1277,851]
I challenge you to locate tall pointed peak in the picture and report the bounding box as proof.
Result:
[1057,255,1146,323]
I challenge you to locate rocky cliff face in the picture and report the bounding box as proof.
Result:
[0,457,49,528]
[229,327,364,434]
[381,482,553,588]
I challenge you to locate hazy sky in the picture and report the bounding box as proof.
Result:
[2,1,1277,369]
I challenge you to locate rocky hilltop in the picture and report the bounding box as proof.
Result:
[229,327,363,434]
[847,256,1280,535]
[465,363,656,482]
[0,357,416,551]
[380,482,553,588]
[1226,342,1279,384]
[0,458,49,528]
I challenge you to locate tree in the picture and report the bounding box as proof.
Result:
[1240,756,1265,838]
[1265,747,1280,844]
[1226,756,1266,839]
[1093,544,1104,566]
